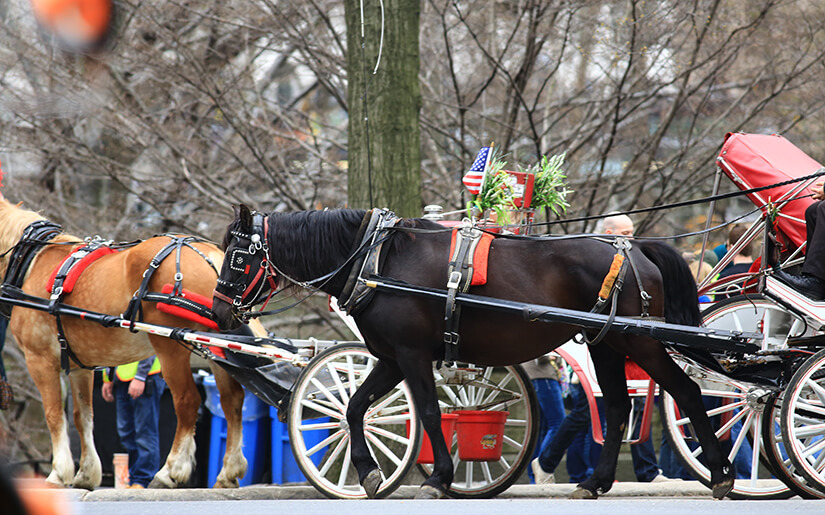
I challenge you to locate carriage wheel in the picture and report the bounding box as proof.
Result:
[761,393,824,498]
[660,295,804,499]
[780,348,825,495]
[416,364,539,498]
[287,343,421,499]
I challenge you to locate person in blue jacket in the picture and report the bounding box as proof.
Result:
[102,356,166,488]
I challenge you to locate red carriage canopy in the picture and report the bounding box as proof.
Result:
[717,132,824,250]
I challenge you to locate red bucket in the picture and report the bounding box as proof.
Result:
[406,413,459,464]
[455,410,509,461]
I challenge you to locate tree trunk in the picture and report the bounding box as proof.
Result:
[345,0,421,217]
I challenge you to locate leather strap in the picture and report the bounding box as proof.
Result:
[443,223,485,363]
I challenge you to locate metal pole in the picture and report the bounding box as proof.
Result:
[697,166,724,283]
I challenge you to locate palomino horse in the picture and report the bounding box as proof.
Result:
[212,206,736,500]
[213,206,733,498]
[0,195,261,489]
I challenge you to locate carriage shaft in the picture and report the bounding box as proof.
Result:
[363,276,761,354]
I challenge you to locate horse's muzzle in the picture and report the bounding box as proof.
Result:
[211,298,243,331]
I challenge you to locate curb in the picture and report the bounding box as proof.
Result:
[24,480,718,502]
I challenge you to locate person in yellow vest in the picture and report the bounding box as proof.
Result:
[101,356,165,489]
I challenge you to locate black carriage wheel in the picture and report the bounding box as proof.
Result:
[415,363,539,499]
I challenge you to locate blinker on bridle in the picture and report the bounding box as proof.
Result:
[213,212,279,319]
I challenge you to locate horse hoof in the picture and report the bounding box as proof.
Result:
[414,485,446,499]
[362,469,382,499]
[569,487,598,500]
[71,474,98,491]
[712,477,734,500]
[149,476,177,488]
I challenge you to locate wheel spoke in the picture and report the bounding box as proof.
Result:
[327,361,350,405]
[300,397,344,420]
[319,432,350,476]
[310,376,347,413]
[365,429,405,467]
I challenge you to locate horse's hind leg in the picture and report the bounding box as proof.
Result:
[393,353,454,499]
[149,338,199,488]
[625,339,734,499]
[209,364,247,488]
[574,341,631,499]
[68,370,102,489]
[347,358,404,498]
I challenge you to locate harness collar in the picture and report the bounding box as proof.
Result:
[1,220,63,314]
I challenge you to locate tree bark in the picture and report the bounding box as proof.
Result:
[345,0,421,217]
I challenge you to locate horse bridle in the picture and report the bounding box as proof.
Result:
[213,212,279,315]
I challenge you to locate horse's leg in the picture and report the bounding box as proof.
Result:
[149,339,199,488]
[393,352,452,499]
[573,341,631,499]
[625,339,734,499]
[68,369,102,489]
[22,351,75,487]
[209,363,247,488]
[346,358,404,499]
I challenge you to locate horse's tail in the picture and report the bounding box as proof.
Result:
[636,241,701,327]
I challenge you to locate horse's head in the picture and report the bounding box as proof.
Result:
[212,204,278,331]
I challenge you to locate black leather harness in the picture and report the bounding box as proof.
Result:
[338,209,401,315]
[0,220,63,318]
[443,223,487,363]
[0,222,218,374]
[577,237,653,346]
[122,235,218,331]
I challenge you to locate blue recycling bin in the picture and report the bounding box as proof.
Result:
[270,406,329,483]
[203,375,269,486]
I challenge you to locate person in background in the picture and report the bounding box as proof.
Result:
[522,354,566,483]
[717,225,753,278]
[602,213,634,236]
[102,356,165,489]
[690,260,715,303]
[531,374,596,484]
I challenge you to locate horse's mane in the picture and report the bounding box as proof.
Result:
[267,209,368,281]
[223,208,432,284]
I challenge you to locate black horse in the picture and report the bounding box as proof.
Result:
[212,205,735,500]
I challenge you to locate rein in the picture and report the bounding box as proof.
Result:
[529,166,825,230]
[217,210,398,321]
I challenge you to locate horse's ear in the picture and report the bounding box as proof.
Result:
[238,204,254,229]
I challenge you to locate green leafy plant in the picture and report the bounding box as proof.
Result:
[466,149,572,224]
[520,152,571,214]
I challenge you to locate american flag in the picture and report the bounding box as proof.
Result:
[462,146,492,195]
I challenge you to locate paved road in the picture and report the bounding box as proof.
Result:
[72,498,824,515]
[18,481,825,515]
